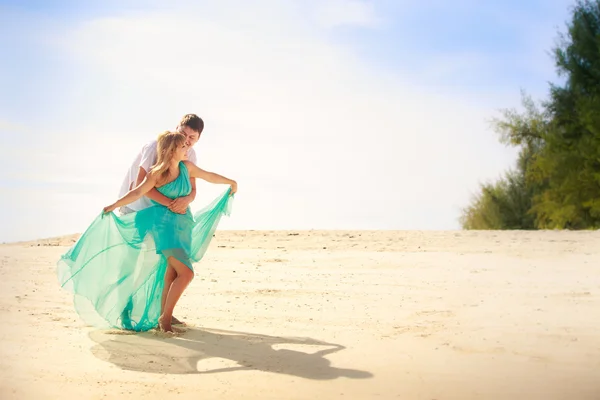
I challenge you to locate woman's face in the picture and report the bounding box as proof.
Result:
[174,142,188,161]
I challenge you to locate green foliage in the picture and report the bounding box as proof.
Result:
[460,152,537,230]
[461,0,600,230]
[532,0,600,228]
[490,90,549,148]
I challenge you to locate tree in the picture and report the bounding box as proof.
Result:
[531,0,600,228]
[461,0,600,230]
[460,92,546,230]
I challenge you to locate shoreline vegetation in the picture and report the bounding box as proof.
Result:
[461,0,600,231]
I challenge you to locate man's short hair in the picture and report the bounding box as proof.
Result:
[179,114,204,133]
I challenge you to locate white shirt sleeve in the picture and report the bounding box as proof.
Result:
[139,142,158,173]
[187,148,198,165]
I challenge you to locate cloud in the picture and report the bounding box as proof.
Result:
[0,119,30,134]
[0,0,537,240]
[312,0,381,29]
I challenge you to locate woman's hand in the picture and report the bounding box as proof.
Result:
[230,181,238,195]
[103,203,117,214]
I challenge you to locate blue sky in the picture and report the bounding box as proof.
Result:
[0,0,574,241]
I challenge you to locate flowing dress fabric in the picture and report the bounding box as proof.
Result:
[57,162,233,331]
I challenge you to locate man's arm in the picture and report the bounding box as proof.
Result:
[168,148,198,214]
[185,148,197,202]
[168,177,196,214]
[187,148,198,202]
[189,177,197,200]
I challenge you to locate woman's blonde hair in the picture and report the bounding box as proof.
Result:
[150,131,186,183]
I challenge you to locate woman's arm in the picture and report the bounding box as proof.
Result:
[183,161,237,194]
[134,167,175,208]
[104,174,158,213]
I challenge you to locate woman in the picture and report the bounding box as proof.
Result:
[58,131,237,333]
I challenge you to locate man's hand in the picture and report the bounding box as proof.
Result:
[168,195,193,214]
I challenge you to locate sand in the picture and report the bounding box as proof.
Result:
[0,229,599,399]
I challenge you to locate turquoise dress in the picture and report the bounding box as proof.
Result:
[57,162,233,332]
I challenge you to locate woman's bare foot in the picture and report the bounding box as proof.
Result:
[158,315,173,333]
[171,316,185,326]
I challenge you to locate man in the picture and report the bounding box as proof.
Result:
[118,114,203,215]
[117,113,203,328]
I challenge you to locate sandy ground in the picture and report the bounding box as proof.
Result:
[0,230,599,399]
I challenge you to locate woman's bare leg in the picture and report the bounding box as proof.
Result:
[160,266,185,325]
[159,257,194,332]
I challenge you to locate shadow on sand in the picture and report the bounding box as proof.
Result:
[88,326,373,379]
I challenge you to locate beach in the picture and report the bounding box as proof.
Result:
[1,230,599,399]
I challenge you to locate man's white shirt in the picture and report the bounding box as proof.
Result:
[118,139,197,211]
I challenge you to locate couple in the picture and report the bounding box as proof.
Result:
[58,114,237,333]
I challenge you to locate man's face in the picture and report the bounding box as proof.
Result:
[180,126,200,147]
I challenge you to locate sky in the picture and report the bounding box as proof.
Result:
[0,0,574,242]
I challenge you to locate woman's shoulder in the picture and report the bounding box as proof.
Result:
[146,168,160,180]
[182,160,196,168]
